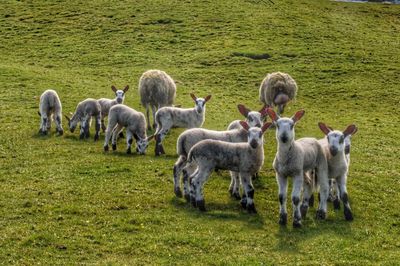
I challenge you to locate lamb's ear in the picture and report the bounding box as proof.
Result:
[204,95,212,102]
[261,122,273,134]
[237,104,250,117]
[259,105,269,117]
[64,115,71,122]
[352,125,358,136]
[291,110,305,123]
[190,93,197,101]
[318,122,331,135]
[123,85,129,92]
[343,124,357,137]
[111,85,117,93]
[266,108,278,122]
[239,121,250,131]
[38,111,41,117]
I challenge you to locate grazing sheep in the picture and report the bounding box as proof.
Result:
[154,93,212,156]
[173,104,269,200]
[103,104,152,155]
[138,70,177,130]
[98,85,129,132]
[316,122,358,221]
[186,121,272,212]
[266,108,329,228]
[38,89,63,135]
[65,98,102,141]
[259,72,297,115]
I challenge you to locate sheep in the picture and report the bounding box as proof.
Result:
[97,85,129,132]
[138,70,177,130]
[266,108,329,228]
[259,72,297,115]
[103,104,152,155]
[173,104,269,201]
[154,93,212,156]
[186,121,272,212]
[64,98,102,141]
[38,89,64,135]
[315,122,358,221]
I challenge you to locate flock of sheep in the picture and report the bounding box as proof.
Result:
[38,70,358,228]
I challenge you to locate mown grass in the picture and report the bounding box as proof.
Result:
[0,0,399,264]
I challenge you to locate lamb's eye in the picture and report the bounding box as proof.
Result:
[290,124,294,130]
[339,136,344,144]
[248,117,253,122]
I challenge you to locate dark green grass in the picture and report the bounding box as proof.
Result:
[1,0,399,264]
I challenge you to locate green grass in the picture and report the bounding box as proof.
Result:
[1,0,399,264]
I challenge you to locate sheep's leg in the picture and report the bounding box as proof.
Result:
[291,174,303,228]
[277,173,288,225]
[229,171,241,200]
[277,104,285,115]
[337,175,353,221]
[46,112,52,130]
[333,180,341,210]
[316,165,329,220]
[193,166,212,212]
[189,168,199,206]
[94,115,101,141]
[104,120,117,151]
[145,104,151,130]
[39,114,48,135]
[155,128,168,156]
[183,163,197,202]
[152,105,157,130]
[54,114,63,135]
[173,156,186,198]
[80,117,87,139]
[301,181,313,219]
[126,130,133,154]
[240,173,256,213]
[101,117,106,132]
[111,124,124,151]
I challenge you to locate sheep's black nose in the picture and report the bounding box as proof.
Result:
[250,139,258,149]
[330,147,338,156]
[280,134,288,143]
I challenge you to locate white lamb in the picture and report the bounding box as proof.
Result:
[38,89,63,135]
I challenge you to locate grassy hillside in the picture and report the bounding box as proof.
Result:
[0,0,399,264]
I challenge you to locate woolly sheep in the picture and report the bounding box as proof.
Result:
[103,104,152,155]
[186,121,272,212]
[154,93,211,156]
[98,85,129,132]
[138,70,176,130]
[266,108,329,228]
[65,98,102,141]
[38,89,63,135]
[259,72,297,115]
[173,104,269,200]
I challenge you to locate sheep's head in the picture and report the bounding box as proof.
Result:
[237,104,269,128]
[267,108,305,144]
[239,121,272,149]
[112,85,129,104]
[136,135,153,155]
[190,93,211,114]
[319,123,357,156]
[64,113,79,133]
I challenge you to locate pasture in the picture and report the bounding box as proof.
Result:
[0,0,399,264]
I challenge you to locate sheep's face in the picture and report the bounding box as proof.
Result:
[247,127,263,149]
[115,90,125,104]
[136,138,149,155]
[246,111,263,128]
[275,118,295,144]
[326,131,345,156]
[194,98,207,113]
[68,117,79,133]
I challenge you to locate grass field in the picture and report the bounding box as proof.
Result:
[1,0,399,264]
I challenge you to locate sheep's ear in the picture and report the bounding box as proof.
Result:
[204,95,212,102]
[352,125,358,136]
[291,110,305,123]
[318,122,331,135]
[237,104,250,117]
[239,121,250,131]
[64,115,71,122]
[38,111,41,117]
[190,93,197,101]
[343,124,357,137]
[261,122,273,134]
[259,105,269,117]
[266,108,278,122]
[111,85,117,92]
[123,85,129,92]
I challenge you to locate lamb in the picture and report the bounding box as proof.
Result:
[103,104,152,155]
[173,104,269,201]
[97,85,129,132]
[38,89,64,135]
[154,93,211,156]
[64,98,102,141]
[186,121,272,212]
[259,72,298,115]
[315,122,358,220]
[227,105,267,130]
[266,108,329,228]
[138,69,177,130]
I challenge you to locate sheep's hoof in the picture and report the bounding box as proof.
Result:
[40,130,47,135]
[196,200,206,212]
[315,210,326,220]
[104,145,109,152]
[126,148,132,154]
[79,134,85,140]
[94,134,99,141]
[279,213,288,226]
[333,198,341,210]
[184,194,191,202]
[247,203,257,214]
[174,187,183,198]
[309,194,315,208]
[300,204,308,219]
[344,207,353,221]
[293,220,302,228]
[57,129,64,136]
[240,197,247,209]
[112,144,117,151]
[232,191,241,200]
